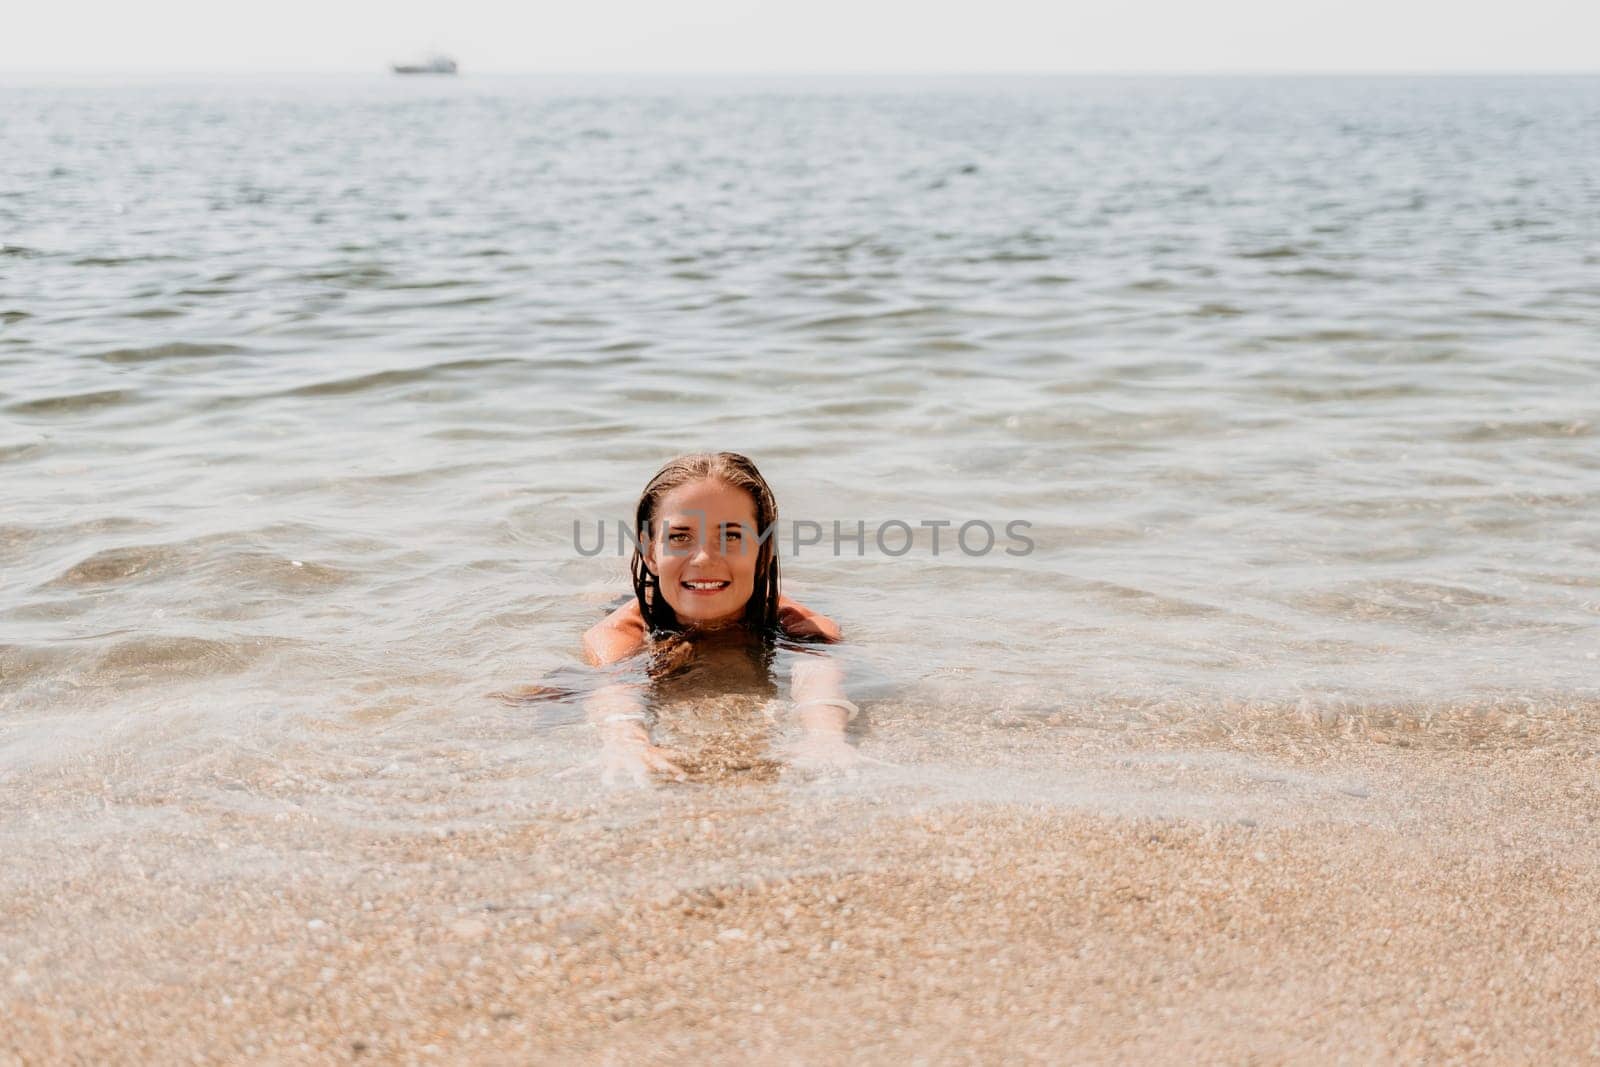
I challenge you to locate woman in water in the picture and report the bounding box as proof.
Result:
[583,452,861,785]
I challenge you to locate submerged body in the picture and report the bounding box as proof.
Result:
[582,595,841,668]
[582,595,856,784]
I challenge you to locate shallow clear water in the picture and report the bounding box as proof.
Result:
[2,75,1598,810]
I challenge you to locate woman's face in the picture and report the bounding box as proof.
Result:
[645,478,762,627]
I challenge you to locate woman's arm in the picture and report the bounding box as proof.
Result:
[586,682,683,786]
[777,595,842,643]
[582,601,648,667]
[782,618,866,769]
[581,603,683,785]
[785,653,866,768]
[791,653,853,739]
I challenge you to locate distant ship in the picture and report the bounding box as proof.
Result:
[391,55,458,75]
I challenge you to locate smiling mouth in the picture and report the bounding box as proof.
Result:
[681,579,731,593]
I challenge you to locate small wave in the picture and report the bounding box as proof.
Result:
[820,288,884,306]
[1000,407,1227,443]
[0,643,68,687]
[0,440,45,463]
[1254,380,1428,403]
[7,389,139,415]
[978,251,1050,263]
[0,523,38,551]
[2,310,31,324]
[383,279,472,291]
[1271,267,1359,281]
[1019,520,1145,546]
[362,293,498,311]
[1082,579,1225,618]
[44,532,365,597]
[1237,245,1302,259]
[264,557,356,593]
[1378,579,1508,608]
[1453,418,1592,442]
[921,338,981,353]
[1114,359,1207,379]
[48,544,180,587]
[93,635,262,682]
[809,398,911,417]
[93,341,251,363]
[293,265,395,287]
[535,315,605,328]
[786,306,947,333]
[1123,277,1177,292]
[1,245,41,258]
[336,462,487,489]
[1002,692,1600,754]
[1491,216,1554,231]
[426,428,526,441]
[1293,579,1508,626]
[278,358,524,398]
[1339,347,1465,366]
[1263,328,1382,343]
[1467,309,1544,323]
[607,387,705,404]
[72,254,182,267]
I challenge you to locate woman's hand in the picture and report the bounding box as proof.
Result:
[598,720,686,787]
[782,653,879,773]
[585,680,683,787]
[782,731,870,773]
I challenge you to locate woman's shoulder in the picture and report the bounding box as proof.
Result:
[583,600,647,666]
[777,595,842,643]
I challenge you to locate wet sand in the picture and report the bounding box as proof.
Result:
[5,718,1598,1065]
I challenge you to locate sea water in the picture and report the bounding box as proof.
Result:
[3,74,1598,821]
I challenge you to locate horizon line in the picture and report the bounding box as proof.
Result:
[6,66,1600,79]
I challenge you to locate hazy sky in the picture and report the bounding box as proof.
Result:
[10,0,1598,74]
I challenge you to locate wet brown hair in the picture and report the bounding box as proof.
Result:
[630,452,781,635]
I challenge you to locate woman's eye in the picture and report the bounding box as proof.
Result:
[722,528,743,541]
[668,532,692,544]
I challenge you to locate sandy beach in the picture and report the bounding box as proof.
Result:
[6,707,1597,1065]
